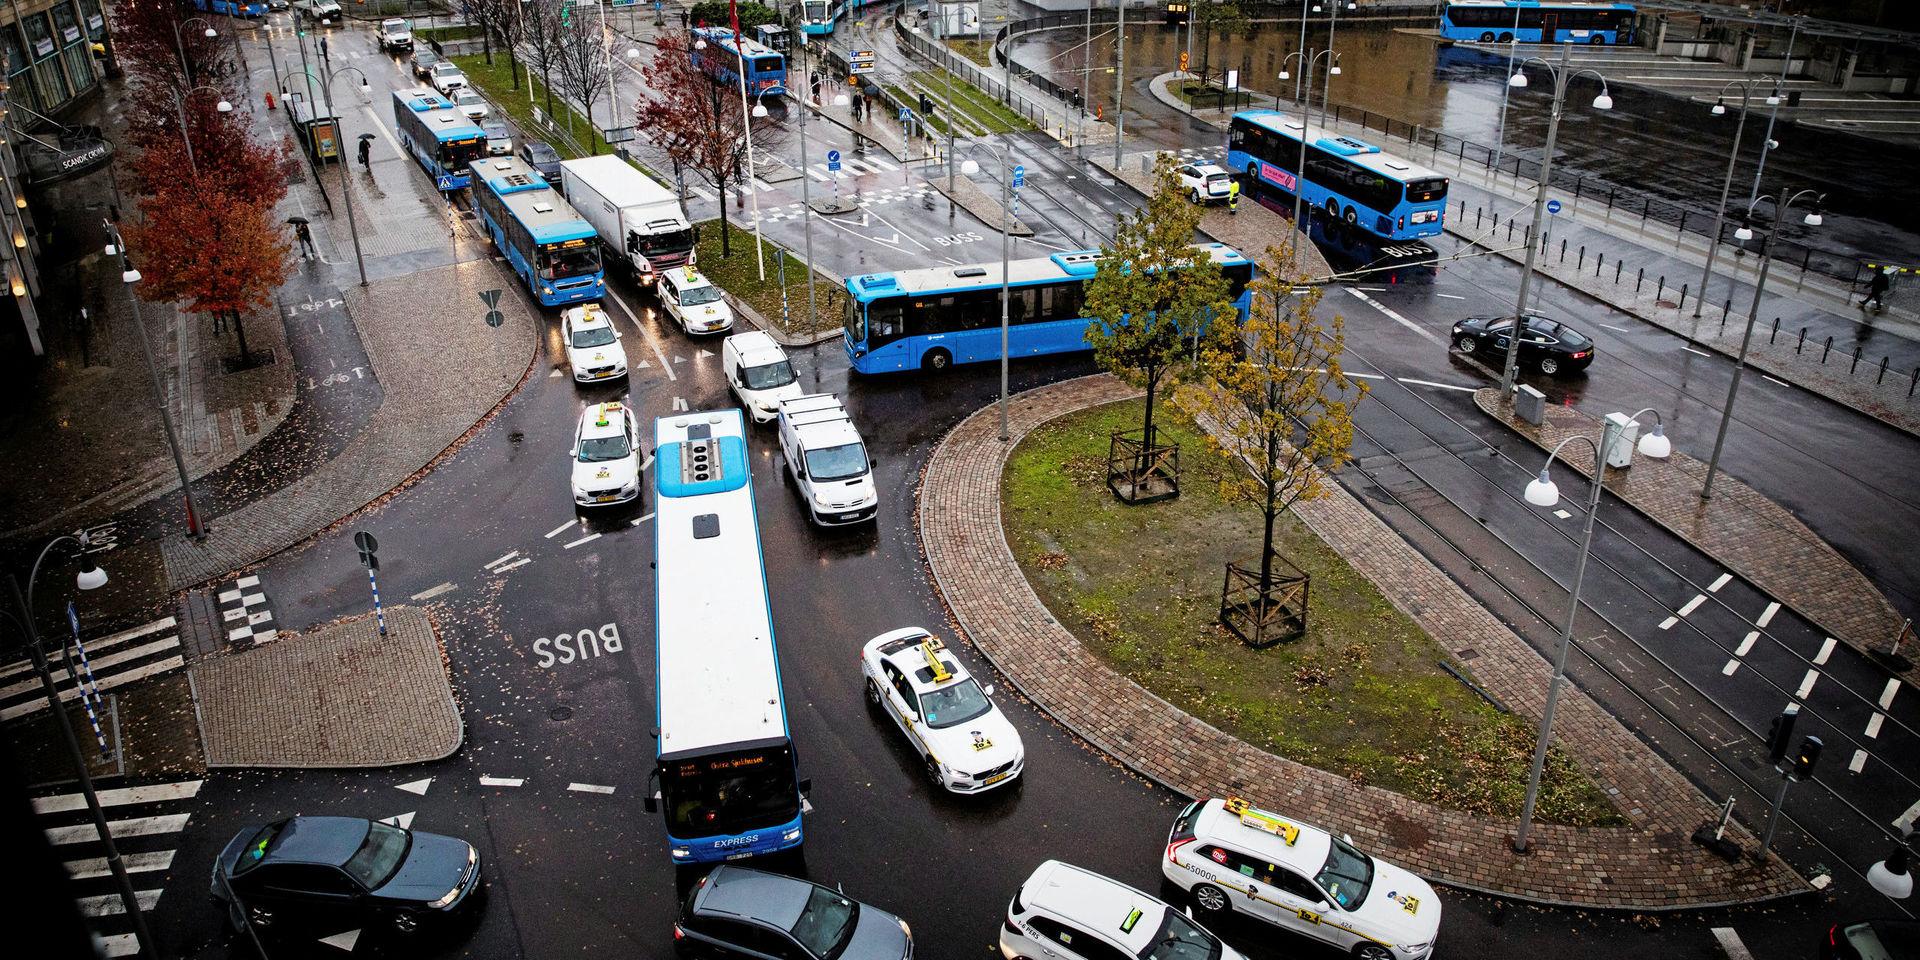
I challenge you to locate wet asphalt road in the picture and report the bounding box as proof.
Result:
[97,10,1920,960]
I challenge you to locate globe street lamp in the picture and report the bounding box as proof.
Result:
[1868,830,1914,900]
[168,83,234,176]
[1693,79,1779,323]
[1700,187,1823,500]
[171,17,218,86]
[1497,46,1612,396]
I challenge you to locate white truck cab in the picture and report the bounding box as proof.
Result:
[378,18,413,51]
[777,394,877,526]
[720,331,803,423]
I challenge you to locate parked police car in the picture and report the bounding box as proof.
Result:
[861,628,1023,793]
[1162,797,1441,960]
[561,303,627,384]
[569,401,641,508]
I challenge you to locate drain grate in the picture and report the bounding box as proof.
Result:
[549,706,573,721]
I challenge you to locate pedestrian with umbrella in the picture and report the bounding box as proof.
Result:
[357,133,374,174]
[288,216,316,260]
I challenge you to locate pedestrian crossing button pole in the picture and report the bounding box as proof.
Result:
[356,530,386,637]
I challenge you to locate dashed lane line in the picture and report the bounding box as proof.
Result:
[1677,594,1706,617]
[1757,601,1780,627]
[1722,660,1739,676]
[1849,749,1869,774]
[410,582,459,601]
[631,513,656,526]
[1683,346,1713,358]
[1659,616,1679,630]
[1762,375,1791,387]
[1736,631,1759,657]
[1814,637,1837,665]
[564,532,602,550]
[1796,669,1820,699]
[1708,572,1732,592]
[544,521,575,539]
[1880,678,1901,710]
[1867,713,1885,738]
[494,558,532,574]
[478,776,526,787]
[567,783,617,795]
[1396,377,1479,393]
[485,551,520,570]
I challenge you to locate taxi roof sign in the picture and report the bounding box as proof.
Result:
[1225,796,1300,845]
[919,636,952,684]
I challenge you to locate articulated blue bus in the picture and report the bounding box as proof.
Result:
[1227,110,1449,244]
[193,0,267,17]
[1439,2,1637,45]
[795,0,883,37]
[468,156,605,308]
[392,89,486,192]
[645,409,808,865]
[843,244,1253,374]
[690,26,787,98]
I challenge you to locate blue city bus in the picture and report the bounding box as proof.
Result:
[644,409,808,865]
[843,244,1253,374]
[193,0,268,16]
[1439,1,1637,45]
[1227,110,1449,244]
[467,156,605,308]
[690,26,787,98]
[392,88,487,192]
[796,0,883,37]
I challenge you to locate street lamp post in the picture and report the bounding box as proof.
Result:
[1490,1,1522,174]
[1110,0,1124,168]
[2,535,150,955]
[169,84,235,176]
[1700,187,1823,500]
[171,17,218,86]
[727,3,766,280]
[1693,79,1777,322]
[1497,45,1613,396]
[796,35,849,384]
[305,63,372,287]
[1513,409,1671,852]
[1276,48,1335,255]
[1319,0,1354,121]
[1745,20,1798,209]
[106,226,205,539]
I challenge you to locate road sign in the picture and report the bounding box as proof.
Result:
[354,531,379,555]
[603,126,636,145]
[478,288,503,308]
[485,310,506,328]
[898,106,911,123]
[1546,199,1562,215]
[1011,164,1025,189]
[826,149,842,172]
[849,49,876,75]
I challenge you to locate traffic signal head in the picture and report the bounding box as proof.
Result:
[1180,51,1189,72]
[919,93,933,116]
[1792,735,1823,781]
[1765,704,1799,765]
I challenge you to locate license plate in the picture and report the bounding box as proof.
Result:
[593,371,610,378]
[595,495,618,503]
[725,851,754,860]
[983,772,1010,785]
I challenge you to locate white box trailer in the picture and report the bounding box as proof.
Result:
[557,155,697,284]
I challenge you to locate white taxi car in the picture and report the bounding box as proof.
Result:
[569,401,641,508]
[1163,797,1440,960]
[655,267,734,335]
[561,303,627,384]
[1000,860,1244,960]
[1176,162,1233,204]
[861,628,1023,793]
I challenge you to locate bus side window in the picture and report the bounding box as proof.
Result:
[871,302,904,344]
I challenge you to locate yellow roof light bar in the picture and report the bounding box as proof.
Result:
[918,636,952,683]
[1224,796,1300,845]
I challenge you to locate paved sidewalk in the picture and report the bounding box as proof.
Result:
[190,605,462,767]
[919,374,1805,909]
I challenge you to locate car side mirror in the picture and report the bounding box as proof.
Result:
[1316,900,1333,913]
[614,331,623,339]
[869,457,877,469]
[982,683,995,696]
[799,777,813,796]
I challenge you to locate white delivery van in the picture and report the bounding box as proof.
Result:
[777,393,877,526]
[558,155,696,285]
[721,331,804,424]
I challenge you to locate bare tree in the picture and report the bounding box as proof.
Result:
[518,0,567,119]
[555,7,614,143]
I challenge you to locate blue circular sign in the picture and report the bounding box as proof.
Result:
[1546,199,1563,215]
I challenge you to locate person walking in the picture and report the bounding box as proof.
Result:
[1860,267,1891,311]
[294,220,316,260]
[357,136,372,173]
[1227,178,1240,216]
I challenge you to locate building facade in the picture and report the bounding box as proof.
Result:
[2,0,109,120]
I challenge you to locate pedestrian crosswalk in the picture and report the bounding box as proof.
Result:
[681,155,905,203]
[34,779,203,957]
[745,187,938,226]
[0,616,186,722]
[218,574,277,646]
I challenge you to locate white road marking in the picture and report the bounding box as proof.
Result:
[1762,375,1791,387]
[377,811,417,829]
[1736,631,1759,656]
[360,103,407,160]
[1757,601,1780,627]
[672,396,690,411]
[63,850,174,880]
[567,782,617,794]
[1435,293,1466,300]
[1597,322,1631,332]
[1896,797,1920,831]
[396,777,433,796]
[544,521,574,539]
[549,368,563,378]
[1881,678,1900,709]
[1722,659,1739,676]
[605,288,676,381]
[631,513,656,526]
[1708,572,1732,592]
[1683,346,1713,358]
[410,582,458,601]
[1659,616,1679,630]
[97,934,138,958]
[478,776,525,787]
[493,558,532,574]
[77,889,163,917]
[1866,713,1885,739]
[1796,669,1819,699]
[1711,928,1755,960]
[1346,288,1442,344]
[486,550,520,569]
[1354,286,1387,292]
[237,575,261,589]
[1396,377,1479,393]
[33,780,202,814]
[1849,749,1869,773]
[564,532,602,550]
[2,656,186,721]
[1814,637,1837,665]
[45,814,192,845]
[1552,509,1571,519]
[1678,594,1706,617]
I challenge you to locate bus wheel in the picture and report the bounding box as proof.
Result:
[1499,31,1513,42]
[1324,197,1340,218]
[1343,206,1359,225]
[1479,31,1495,42]
[921,348,952,372]
[1590,34,1606,44]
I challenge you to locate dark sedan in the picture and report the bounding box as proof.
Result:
[519,140,564,181]
[675,865,911,960]
[1451,313,1595,376]
[211,816,482,938]
[409,49,443,80]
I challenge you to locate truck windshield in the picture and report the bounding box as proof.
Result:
[635,228,695,257]
[803,442,867,483]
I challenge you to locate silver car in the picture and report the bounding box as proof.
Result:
[675,866,910,960]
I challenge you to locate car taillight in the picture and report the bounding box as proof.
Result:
[673,925,685,940]
[1167,836,1196,863]
[1572,351,1589,359]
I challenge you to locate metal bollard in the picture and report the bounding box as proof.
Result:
[1879,356,1890,384]
[1596,252,1604,276]
[1636,267,1644,292]
[1769,317,1780,345]
[1560,238,1567,262]
[1821,336,1833,363]
[1911,368,1919,398]
[1797,327,1807,353]
[1852,347,1863,375]
[1508,220,1515,242]
[1723,298,1732,322]
[1678,282,1688,307]
[1657,275,1666,300]
[1578,245,1586,271]
[1477,207,1483,229]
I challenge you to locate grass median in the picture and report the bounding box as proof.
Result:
[1003,398,1624,827]
[694,219,846,340]
[908,69,1035,135]
[450,54,612,159]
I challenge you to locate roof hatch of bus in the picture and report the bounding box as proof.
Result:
[406,93,448,111]
[657,420,749,498]
[853,274,898,293]
[1315,136,1381,157]
[1049,250,1103,278]
[491,172,547,194]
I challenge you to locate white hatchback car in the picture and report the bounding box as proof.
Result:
[452,88,489,121]
[561,303,626,384]
[655,267,734,335]
[720,331,804,424]
[1176,162,1233,204]
[1001,860,1243,960]
[862,628,1023,794]
[569,401,641,508]
[430,61,468,95]
[1163,797,1441,960]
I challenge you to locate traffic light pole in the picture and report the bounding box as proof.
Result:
[1759,767,1792,857]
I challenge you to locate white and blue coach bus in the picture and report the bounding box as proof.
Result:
[645,409,808,865]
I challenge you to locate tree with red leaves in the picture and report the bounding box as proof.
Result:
[634,30,784,257]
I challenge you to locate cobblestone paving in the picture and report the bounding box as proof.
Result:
[1476,388,1910,677]
[918,374,1806,908]
[190,605,461,767]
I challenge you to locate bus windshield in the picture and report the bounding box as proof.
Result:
[802,1,828,20]
[663,743,801,837]
[438,137,485,170]
[540,241,601,280]
[635,228,695,257]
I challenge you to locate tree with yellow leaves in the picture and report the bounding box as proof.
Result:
[1178,246,1363,645]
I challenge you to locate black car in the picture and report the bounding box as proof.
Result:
[1821,919,1918,959]
[211,816,482,937]
[1451,313,1596,377]
[675,865,911,960]
[519,140,564,181]
[410,49,443,80]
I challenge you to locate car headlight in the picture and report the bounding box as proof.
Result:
[1398,942,1432,955]
[670,847,692,860]
[429,885,462,909]
[782,827,802,842]
[542,286,554,295]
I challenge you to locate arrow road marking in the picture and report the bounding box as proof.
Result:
[395,777,433,796]
[605,288,675,381]
[318,928,362,952]
[377,811,417,829]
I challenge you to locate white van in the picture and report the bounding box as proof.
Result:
[777,394,877,526]
[655,267,733,335]
[721,331,804,424]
